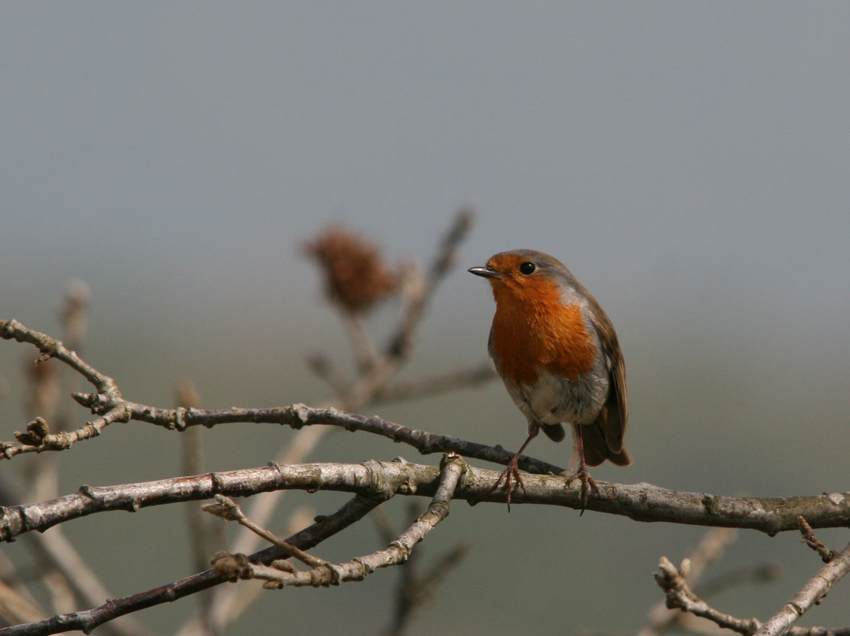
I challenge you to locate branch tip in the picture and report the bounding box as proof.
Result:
[798,516,837,563]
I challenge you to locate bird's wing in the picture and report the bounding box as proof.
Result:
[588,299,628,454]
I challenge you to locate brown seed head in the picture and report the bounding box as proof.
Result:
[303,227,398,314]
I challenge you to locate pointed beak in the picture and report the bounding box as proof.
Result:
[468,265,501,279]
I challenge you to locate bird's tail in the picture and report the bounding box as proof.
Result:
[571,421,633,469]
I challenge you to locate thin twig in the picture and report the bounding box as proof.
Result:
[385,208,473,362]
[754,541,850,636]
[0,492,389,636]
[178,380,222,636]
[654,555,850,636]
[384,518,471,636]
[206,424,332,631]
[179,381,218,574]
[655,556,763,635]
[0,320,118,395]
[797,516,837,563]
[0,480,152,636]
[640,528,738,636]
[210,454,465,590]
[640,528,779,636]
[196,507,315,635]
[77,399,566,475]
[207,212,477,630]
[203,495,329,569]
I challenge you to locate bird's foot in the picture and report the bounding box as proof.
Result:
[493,458,526,510]
[566,466,600,514]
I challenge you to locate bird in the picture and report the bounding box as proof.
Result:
[469,249,631,510]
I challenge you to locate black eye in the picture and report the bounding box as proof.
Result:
[519,262,536,275]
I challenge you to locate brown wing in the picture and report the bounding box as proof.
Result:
[587,296,631,465]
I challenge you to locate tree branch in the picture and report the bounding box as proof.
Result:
[654,554,850,636]
[208,454,465,590]
[797,516,837,563]
[385,207,473,362]
[0,492,388,636]
[0,320,117,397]
[1,322,848,536]
[1,458,849,545]
[754,540,850,636]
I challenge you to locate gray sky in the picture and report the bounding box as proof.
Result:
[2,4,849,634]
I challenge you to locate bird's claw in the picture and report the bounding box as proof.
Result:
[493,459,526,510]
[566,467,600,514]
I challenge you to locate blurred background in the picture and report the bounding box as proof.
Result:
[1,3,849,634]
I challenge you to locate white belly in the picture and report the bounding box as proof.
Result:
[505,366,609,426]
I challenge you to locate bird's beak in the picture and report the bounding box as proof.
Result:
[468,265,501,279]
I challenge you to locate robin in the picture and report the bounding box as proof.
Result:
[469,249,631,510]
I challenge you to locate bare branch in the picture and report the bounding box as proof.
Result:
[0,492,388,636]
[179,381,219,574]
[1,325,848,536]
[654,555,850,636]
[200,506,316,635]
[76,397,565,475]
[210,454,465,590]
[655,556,763,635]
[0,478,152,636]
[384,516,471,636]
[385,208,473,362]
[0,320,118,396]
[754,541,850,636]
[2,459,850,544]
[178,380,222,636]
[640,528,738,636]
[206,424,332,631]
[797,516,838,563]
[1,404,130,460]
[203,495,329,569]
[0,460,431,541]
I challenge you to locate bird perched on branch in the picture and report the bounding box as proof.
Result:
[469,249,631,510]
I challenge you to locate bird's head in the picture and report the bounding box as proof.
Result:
[469,250,577,308]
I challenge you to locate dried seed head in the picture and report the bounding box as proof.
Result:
[303,227,398,314]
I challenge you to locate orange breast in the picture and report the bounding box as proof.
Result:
[490,275,596,385]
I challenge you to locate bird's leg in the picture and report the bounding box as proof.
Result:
[493,425,539,509]
[566,425,600,514]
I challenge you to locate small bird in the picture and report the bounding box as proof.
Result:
[469,249,631,510]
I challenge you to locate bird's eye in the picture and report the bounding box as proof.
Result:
[519,262,536,275]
